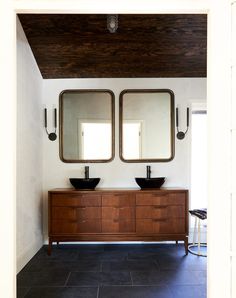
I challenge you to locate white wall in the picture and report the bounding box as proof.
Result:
[17,18,43,273]
[231,2,236,297]
[42,77,206,239]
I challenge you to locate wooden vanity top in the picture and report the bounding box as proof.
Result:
[49,188,188,194]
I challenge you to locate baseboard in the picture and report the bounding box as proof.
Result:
[17,238,43,274]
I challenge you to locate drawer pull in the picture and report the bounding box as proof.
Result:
[112,206,125,209]
[153,218,167,222]
[152,194,168,197]
[78,220,86,223]
[114,194,128,197]
[78,207,86,210]
[153,206,167,209]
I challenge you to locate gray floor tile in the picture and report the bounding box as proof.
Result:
[131,271,166,285]
[102,260,159,271]
[35,247,79,261]
[21,259,101,272]
[162,270,206,285]
[156,254,207,270]
[17,270,70,287]
[128,251,159,260]
[24,287,98,298]
[67,271,132,286]
[131,269,206,286]
[17,244,207,298]
[170,285,207,298]
[99,285,173,298]
[77,251,128,261]
[17,287,30,298]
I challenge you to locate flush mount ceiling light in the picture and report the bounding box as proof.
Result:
[107,15,118,33]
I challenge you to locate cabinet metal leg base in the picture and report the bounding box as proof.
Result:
[188,244,207,257]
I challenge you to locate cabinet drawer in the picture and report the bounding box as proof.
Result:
[77,219,101,233]
[51,221,77,234]
[51,219,102,234]
[77,207,101,219]
[136,205,185,219]
[102,207,135,220]
[52,207,77,220]
[52,206,101,221]
[51,194,101,207]
[136,218,185,234]
[102,220,135,233]
[168,193,186,205]
[102,194,135,207]
[136,192,185,206]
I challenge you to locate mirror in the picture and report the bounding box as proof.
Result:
[59,89,115,163]
[119,89,175,162]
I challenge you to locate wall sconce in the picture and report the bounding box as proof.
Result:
[107,15,118,33]
[44,108,57,141]
[176,107,189,140]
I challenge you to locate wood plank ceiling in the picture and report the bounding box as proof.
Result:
[18,14,207,79]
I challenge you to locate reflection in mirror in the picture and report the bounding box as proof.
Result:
[120,89,174,162]
[59,90,115,163]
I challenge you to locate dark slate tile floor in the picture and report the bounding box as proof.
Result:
[17,243,206,298]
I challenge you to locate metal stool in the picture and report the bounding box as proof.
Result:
[188,209,207,257]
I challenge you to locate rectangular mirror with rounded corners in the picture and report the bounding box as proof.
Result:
[119,89,175,162]
[59,89,115,163]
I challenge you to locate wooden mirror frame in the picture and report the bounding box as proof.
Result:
[59,89,115,163]
[119,89,175,163]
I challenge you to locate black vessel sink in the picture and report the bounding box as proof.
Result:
[69,178,100,190]
[135,177,165,189]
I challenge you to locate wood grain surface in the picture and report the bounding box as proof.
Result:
[18,14,207,78]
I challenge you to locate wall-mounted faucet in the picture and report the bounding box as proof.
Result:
[146,165,151,179]
[85,166,89,179]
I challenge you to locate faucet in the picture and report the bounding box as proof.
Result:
[84,166,89,179]
[146,165,151,179]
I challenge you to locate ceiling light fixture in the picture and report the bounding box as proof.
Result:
[107,15,118,33]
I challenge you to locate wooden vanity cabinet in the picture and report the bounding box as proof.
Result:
[48,189,188,255]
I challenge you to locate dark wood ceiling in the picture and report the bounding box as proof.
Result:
[18,14,207,79]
